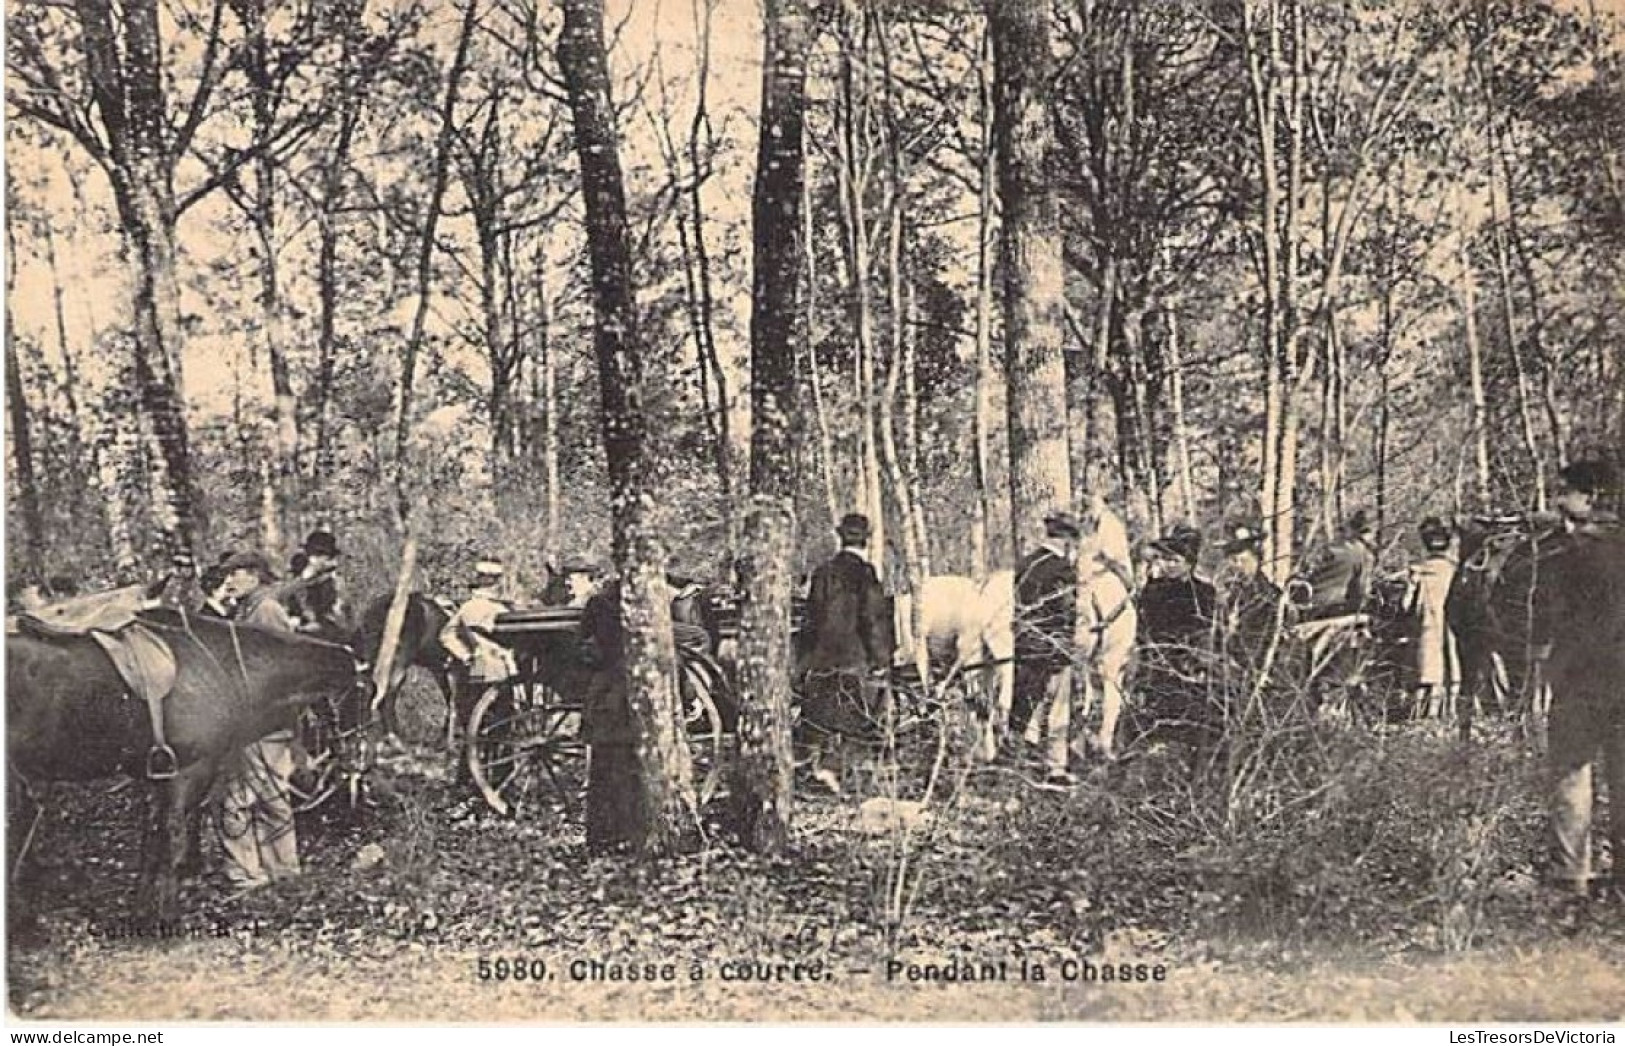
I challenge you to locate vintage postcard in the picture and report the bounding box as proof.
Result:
[5,0,1624,1028]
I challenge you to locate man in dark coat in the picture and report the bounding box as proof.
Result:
[1216,522,1288,672]
[1138,523,1217,726]
[1298,510,1377,620]
[798,513,893,792]
[1007,512,1081,763]
[1533,459,1624,897]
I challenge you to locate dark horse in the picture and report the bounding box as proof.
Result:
[356,591,456,743]
[7,607,370,922]
[1446,517,1562,740]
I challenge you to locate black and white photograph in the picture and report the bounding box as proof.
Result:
[3,0,1624,1026]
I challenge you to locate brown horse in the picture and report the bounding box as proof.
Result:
[7,608,370,922]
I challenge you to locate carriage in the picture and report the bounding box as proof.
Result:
[356,588,971,818]
[459,603,737,817]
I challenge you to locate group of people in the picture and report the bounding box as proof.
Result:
[195,529,347,893]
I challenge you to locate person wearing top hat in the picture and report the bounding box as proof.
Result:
[211,547,302,892]
[1297,509,1378,620]
[1406,516,1460,719]
[286,529,345,639]
[797,513,894,792]
[1006,512,1082,775]
[1137,523,1218,727]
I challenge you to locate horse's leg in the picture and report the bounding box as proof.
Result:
[138,777,187,925]
[1093,665,1124,761]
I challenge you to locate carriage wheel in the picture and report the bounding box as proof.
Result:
[289,703,340,812]
[466,681,585,817]
[679,649,731,805]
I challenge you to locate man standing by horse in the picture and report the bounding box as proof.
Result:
[797,513,893,794]
[214,550,302,893]
[1006,512,1081,786]
[1531,458,1624,899]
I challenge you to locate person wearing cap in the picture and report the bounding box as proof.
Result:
[1297,509,1378,620]
[286,529,345,639]
[212,548,302,892]
[1006,512,1082,779]
[1137,523,1217,726]
[439,558,519,689]
[798,513,894,792]
[1216,522,1288,669]
[1405,516,1460,719]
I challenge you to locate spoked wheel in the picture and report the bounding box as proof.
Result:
[466,680,585,817]
[290,701,341,812]
[290,694,377,813]
[678,647,734,805]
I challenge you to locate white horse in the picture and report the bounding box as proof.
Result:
[1072,493,1138,761]
[894,571,1016,761]
[892,494,1139,763]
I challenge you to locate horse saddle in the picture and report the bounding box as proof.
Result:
[19,589,181,780]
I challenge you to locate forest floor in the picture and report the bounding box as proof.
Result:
[7,710,1624,1024]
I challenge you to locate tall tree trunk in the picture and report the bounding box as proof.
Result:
[74,0,202,563]
[312,68,365,486]
[835,3,885,564]
[559,0,695,856]
[733,0,811,854]
[535,265,561,567]
[392,0,478,523]
[5,197,46,578]
[970,23,997,578]
[802,157,841,536]
[1165,300,1197,524]
[1455,202,1492,511]
[991,0,1072,555]
[244,0,297,550]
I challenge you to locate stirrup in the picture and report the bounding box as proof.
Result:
[146,744,179,780]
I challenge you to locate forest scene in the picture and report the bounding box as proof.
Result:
[5,0,1625,1024]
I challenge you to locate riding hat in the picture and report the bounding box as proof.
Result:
[1044,511,1081,539]
[1558,459,1619,497]
[303,529,342,558]
[220,550,275,580]
[1345,509,1375,536]
[836,513,873,542]
[1151,523,1203,564]
[1222,523,1265,555]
